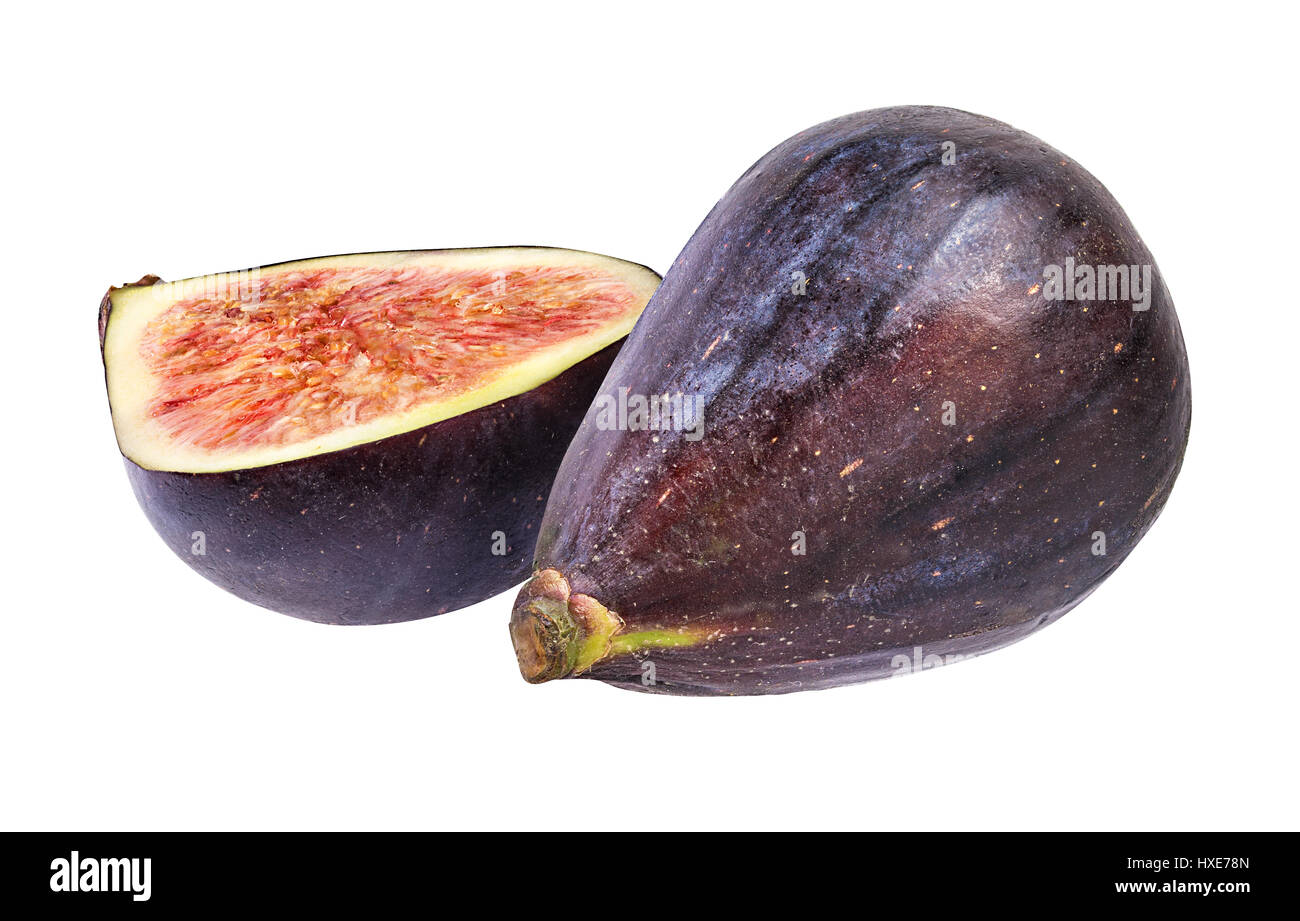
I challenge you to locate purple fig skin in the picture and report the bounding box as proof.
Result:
[510,106,1191,695]
[119,341,620,625]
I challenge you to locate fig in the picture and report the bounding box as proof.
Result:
[101,248,658,624]
[509,107,1191,695]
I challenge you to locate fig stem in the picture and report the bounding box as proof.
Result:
[609,629,711,657]
[509,570,623,682]
[509,570,720,683]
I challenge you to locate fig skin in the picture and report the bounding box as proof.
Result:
[100,252,657,625]
[511,106,1191,694]
[119,342,620,625]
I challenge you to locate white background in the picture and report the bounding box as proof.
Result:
[2,1,1295,831]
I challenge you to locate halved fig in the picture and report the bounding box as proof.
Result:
[101,248,659,624]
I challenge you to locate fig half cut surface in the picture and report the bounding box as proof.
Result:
[101,248,659,624]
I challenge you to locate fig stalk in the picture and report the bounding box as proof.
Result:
[510,569,623,682]
[510,568,718,681]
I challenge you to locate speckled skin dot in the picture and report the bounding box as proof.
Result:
[515,106,1191,695]
[117,341,623,625]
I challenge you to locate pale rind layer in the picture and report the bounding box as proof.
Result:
[103,248,658,473]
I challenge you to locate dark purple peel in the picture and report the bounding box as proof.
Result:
[124,342,621,625]
[510,106,1191,695]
